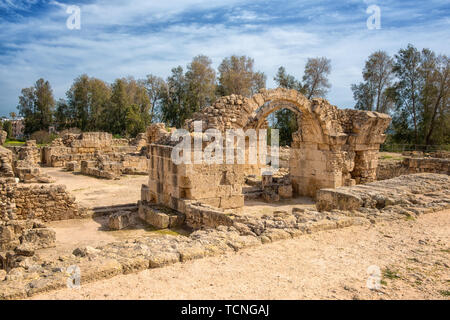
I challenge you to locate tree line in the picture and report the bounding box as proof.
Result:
[16,55,269,138]
[351,44,449,146]
[15,45,448,146]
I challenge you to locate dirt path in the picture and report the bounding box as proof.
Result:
[33,167,148,208]
[31,209,450,300]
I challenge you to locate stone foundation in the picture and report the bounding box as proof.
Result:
[316,173,450,215]
[41,132,146,168]
[377,157,450,180]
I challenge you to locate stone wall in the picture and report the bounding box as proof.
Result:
[13,140,54,183]
[0,147,14,178]
[80,153,148,180]
[144,143,245,212]
[316,173,450,214]
[0,131,7,146]
[1,179,85,223]
[41,132,145,167]
[377,157,450,180]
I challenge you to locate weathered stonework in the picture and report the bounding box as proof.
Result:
[377,157,450,180]
[142,88,391,217]
[0,131,7,146]
[1,179,85,223]
[0,147,14,178]
[41,132,146,168]
[316,173,450,215]
[12,141,54,183]
[80,152,149,180]
[2,172,449,299]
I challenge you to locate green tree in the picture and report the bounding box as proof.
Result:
[273,67,302,146]
[54,99,75,130]
[107,77,150,136]
[2,121,12,138]
[66,75,111,131]
[391,44,423,144]
[302,57,332,99]
[17,78,55,135]
[420,52,449,145]
[185,55,217,114]
[160,66,189,128]
[145,74,166,122]
[351,50,394,113]
[217,55,266,97]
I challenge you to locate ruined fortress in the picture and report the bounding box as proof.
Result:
[0,88,449,299]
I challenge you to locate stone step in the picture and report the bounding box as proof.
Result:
[92,203,138,217]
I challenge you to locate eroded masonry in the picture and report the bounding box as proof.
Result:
[1,88,449,299]
[140,88,391,221]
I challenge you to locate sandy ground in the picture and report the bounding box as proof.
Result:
[31,209,450,300]
[33,167,148,208]
[38,218,188,261]
[243,196,315,218]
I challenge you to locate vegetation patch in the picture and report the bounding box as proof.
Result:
[382,267,401,280]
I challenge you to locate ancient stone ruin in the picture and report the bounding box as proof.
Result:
[139,88,392,224]
[0,88,449,299]
[42,132,148,179]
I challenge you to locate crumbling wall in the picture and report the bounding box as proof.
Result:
[0,131,7,145]
[80,152,148,180]
[316,173,450,214]
[13,140,54,183]
[41,132,145,167]
[1,179,84,223]
[0,147,14,178]
[377,157,450,180]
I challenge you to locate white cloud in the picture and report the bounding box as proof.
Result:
[0,0,449,114]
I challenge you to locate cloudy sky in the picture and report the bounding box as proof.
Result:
[0,0,449,116]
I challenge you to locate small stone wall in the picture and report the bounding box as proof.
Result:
[377,157,450,180]
[1,179,85,223]
[316,173,450,215]
[0,147,14,178]
[184,202,234,229]
[80,154,148,180]
[41,132,146,168]
[0,219,55,252]
[11,141,53,183]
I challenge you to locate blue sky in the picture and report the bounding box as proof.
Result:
[0,0,449,117]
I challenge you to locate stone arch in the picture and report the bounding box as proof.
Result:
[184,88,391,198]
[245,88,326,143]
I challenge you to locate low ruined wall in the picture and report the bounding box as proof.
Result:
[184,202,234,229]
[14,184,84,222]
[1,180,84,223]
[41,132,145,167]
[316,173,450,214]
[377,157,450,180]
[0,219,55,252]
[0,147,14,178]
